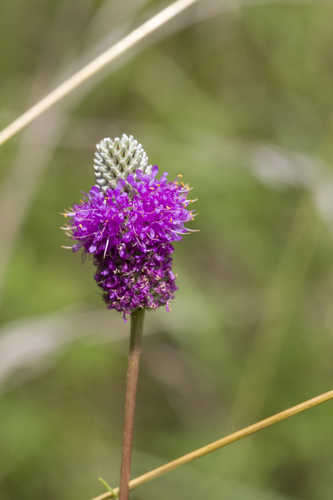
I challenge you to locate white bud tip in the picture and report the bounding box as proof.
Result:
[93,133,152,192]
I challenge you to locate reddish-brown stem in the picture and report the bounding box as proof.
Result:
[119,308,145,500]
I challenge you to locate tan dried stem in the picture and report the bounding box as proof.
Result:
[0,0,198,146]
[93,389,333,499]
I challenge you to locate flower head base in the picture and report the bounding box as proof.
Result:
[63,136,195,319]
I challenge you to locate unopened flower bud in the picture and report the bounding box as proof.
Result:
[93,134,152,191]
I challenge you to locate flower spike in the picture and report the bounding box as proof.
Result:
[63,134,195,319]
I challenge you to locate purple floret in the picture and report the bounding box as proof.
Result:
[63,166,195,318]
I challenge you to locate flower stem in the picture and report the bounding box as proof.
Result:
[119,308,145,500]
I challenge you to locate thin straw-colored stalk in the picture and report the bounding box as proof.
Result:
[0,0,198,146]
[92,389,333,499]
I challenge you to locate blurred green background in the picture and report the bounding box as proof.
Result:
[1,1,333,499]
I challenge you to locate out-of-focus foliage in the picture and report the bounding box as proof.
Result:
[1,1,333,499]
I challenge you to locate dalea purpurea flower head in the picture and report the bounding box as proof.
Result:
[62,134,197,319]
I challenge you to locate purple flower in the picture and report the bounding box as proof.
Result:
[63,158,195,319]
